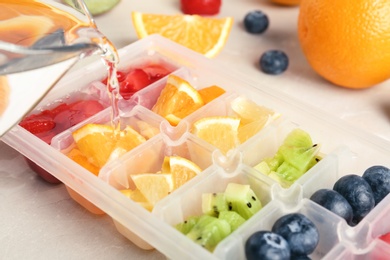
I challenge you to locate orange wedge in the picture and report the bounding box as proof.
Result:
[192,116,240,154]
[72,123,146,170]
[131,12,233,58]
[108,126,146,163]
[231,97,280,143]
[120,189,153,211]
[198,85,226,104]
[131,173,174,206]
[72,124,116,168]
[67,148,100,175]
[152,74,204,125]
[162,156,202,189]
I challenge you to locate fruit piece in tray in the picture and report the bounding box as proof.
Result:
[19,99,106,183]
[362,165,390,205]
[191,98,277,154]
[333,174,375,225]
[101,65,171,100]
[198,85,226,104]
[175,183,262,252]
[152,75,226,126]
[310,189,353,224]
[245,213,319,260]
[310,165,390,226]
[152,75,204,126]
[254,128,321,187]
[131,12,233,58]
[121,156,202,210]
[245,231,291,260]
[231,96,279,143]
[180,0,222,15]
[69,123,146,172]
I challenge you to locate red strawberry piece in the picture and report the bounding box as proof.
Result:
[19,116,56,135]
[70,100,105,118]
[380,232,390,244]
[143,65,171,82]
[101,70,127,85]
[180,0,222,15]
[119,69,151,100]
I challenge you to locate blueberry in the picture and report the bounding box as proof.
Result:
[310,188,353,223]
[243,10,269,34]
[245,231,290,260]
[362,165,390,205]
[259,50,289,75]
[333,174,375,225]
[271,213,319,256]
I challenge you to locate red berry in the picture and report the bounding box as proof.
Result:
[180,0,221,15]
[19,116,56,135]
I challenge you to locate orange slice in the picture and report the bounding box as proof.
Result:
[136,120,160,140]
[131,12,233,58]
[152,75,204,126]
[72,124,116,168]
[131,173,174,206]
[72,124,146,170]
[67,148,100,175]
[108,126,146,163]
[192,116,240,154]
[198,85,226,104]
[120,189,153,211]
[162,156,202,189]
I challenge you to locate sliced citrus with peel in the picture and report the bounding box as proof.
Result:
[198,85,226,104]
[136,120,160,140]
[131,173,173,206]
[72,124,116,168]
[152,74,204,125]
[131,12,233,58]
[67,147,100,175]
[231,96,279,125]
[107,125,146,163]
[163,156,202,189]
[192,116,240,154]
[72,123,146,170]
[120,189,153,211]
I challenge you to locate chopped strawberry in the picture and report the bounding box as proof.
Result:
[119,69,151,100]
[180,0,222,15]
[143,65,170,82]
[19,116,56,135]
[101,70,127,85]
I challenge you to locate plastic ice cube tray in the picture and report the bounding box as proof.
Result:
[3,35,390,260]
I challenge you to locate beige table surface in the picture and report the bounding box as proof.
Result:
[1,0,390,259]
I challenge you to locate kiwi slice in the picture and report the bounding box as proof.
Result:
[218,211,245,232]
[186,215,231,251]
[63,0,120,16]
[254,128,321,185]
[175,216,200,235]
[224,183,262,220]
[202,193,229,217]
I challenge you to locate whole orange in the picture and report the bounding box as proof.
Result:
[297,0,390,89]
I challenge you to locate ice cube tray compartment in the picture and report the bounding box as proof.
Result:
[4,35,390,259]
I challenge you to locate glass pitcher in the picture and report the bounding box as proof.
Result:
[0,0,118,137]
